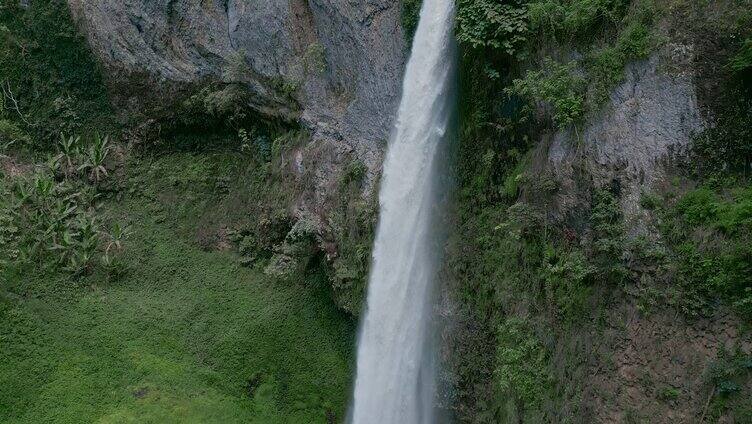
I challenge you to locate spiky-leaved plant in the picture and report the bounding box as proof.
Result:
[55,133,81,178]
[78,133,111,185]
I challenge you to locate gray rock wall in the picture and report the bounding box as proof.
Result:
[544,45,705,235]
[67,0,406,179]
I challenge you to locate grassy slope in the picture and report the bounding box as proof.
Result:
[0,152,355,423]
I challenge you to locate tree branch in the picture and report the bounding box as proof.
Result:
[1,81,30,126]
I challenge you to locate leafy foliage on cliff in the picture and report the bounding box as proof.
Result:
[507,59,585,127]
[0,0,114,147]
[456,0,529,55]
[457,0,656,129]
[1,2,358,422]
[450,0,752,422]
[656,187,752,319]
[402,0,423,39]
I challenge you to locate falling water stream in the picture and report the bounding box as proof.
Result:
[349,1,457,423]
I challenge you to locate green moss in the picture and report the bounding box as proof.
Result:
[303,43,327,75]
[0,150,355,423]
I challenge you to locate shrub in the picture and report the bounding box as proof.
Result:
[508,59,586,128]
[456,0,529,56]
[542,249,596,321]
[501,153,530,199]
[591,189,624,266]
[663,187,752,318]
[587,21,653,104]
[729,38,752,74]
[495,318,553,411]
[657,387,681,401]
[0,131,124,276]
[675,188,752,235]
[528,0,629,40]
[639,191,661,210]
[3,173,94,274]
[78,133,112,185]
[239,128,271,161]
[339,160,367,189]
[0,119,29,150]
[179,85,251,131]
[675,188,719,225]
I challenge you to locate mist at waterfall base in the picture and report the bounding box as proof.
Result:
[348,1,457,423]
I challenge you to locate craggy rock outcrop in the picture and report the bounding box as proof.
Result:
[588,306,752,423]
[525,42,752,422]
[544,45,704,234]
[67,0,406,194]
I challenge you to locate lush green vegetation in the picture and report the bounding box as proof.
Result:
[450,0,752,421]
[0,0,115,148]
[3,0,752,422]
[0,153,355,423]
[1,2,356,422]
[458,0,657,130]
[401,0,423,39]
[662,187,752,318]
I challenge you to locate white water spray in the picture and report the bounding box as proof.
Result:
[349,1,456,423]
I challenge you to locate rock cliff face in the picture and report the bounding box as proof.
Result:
[67,0,406,191]
[545,46,704,234]
[65,1,751,420]
[515,44,752,422]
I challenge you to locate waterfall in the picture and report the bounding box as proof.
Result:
[349,0,456,423]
